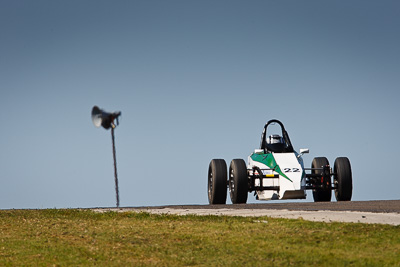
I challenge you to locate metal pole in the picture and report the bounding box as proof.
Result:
[111,127,120,208]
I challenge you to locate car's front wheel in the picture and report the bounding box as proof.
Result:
[311,157,332,202]
[229,159,248,204]
[208,159,227,204]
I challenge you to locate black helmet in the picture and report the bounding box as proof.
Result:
[266,134,285,152]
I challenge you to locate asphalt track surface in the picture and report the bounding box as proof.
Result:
[138,199,400,213]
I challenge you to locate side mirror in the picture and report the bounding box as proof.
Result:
[300,148,309,154]
[254,149,264,154]
[297,148,309,158]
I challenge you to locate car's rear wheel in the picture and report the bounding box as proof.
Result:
[229,159,248,204]
[208,159,227,204]
[334,157,353,201]
[312,157,332,202]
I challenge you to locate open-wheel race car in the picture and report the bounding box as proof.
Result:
[208,119,353,204]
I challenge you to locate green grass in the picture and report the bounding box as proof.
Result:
[0,209,399,266]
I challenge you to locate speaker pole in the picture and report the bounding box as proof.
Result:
[92,106,121,208]
[111,126,120,208]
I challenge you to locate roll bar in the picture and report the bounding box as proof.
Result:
[260,119,294,153]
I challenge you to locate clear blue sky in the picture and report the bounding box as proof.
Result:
[1,1,399,209]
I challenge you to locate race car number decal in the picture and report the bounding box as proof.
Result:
[284,168,300,173]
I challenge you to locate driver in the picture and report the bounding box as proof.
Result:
[267,135,284,145]
[266,134,285,152]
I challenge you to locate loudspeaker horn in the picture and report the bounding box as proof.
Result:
[91,106,121,130]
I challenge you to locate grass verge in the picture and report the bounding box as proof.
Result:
[0,209,399,266]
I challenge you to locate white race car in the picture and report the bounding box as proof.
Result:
[208,119,353,204]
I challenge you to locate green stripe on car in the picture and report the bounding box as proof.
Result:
[250,153,293,182]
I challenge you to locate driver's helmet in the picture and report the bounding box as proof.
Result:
[267,135,284,144]
[266,134,285,152]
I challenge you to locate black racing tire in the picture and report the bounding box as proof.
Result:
[334,157,353,201]
[208,159,227,204]
[311,157,332,202]
[229,159,248,204]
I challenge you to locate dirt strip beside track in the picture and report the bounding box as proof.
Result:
[128,208,400,225]
[92,200,400,226]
